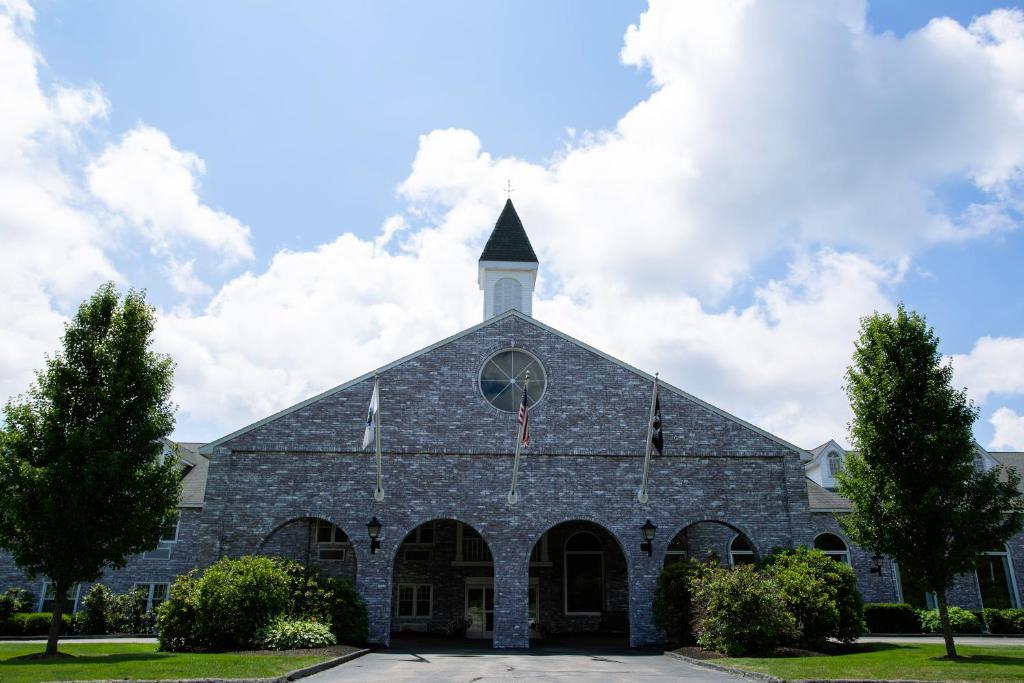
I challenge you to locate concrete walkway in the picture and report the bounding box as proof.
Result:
[306,647,745,682]
[859,635,1024,647]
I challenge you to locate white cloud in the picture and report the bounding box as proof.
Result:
[951,336,1024,403]
[990,407,1024,450]
[88,126,254,264]
[4,0,1024,451]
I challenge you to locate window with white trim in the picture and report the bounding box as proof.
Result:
[665,531,688,565]
[397,584,432,618]
[316,520,349,561]
[494,277,523,315]
[973,453,986,473]
[814,533,850,564]
[728,535,755,566]
[976,546,1020,609]
[145,514,180,560]
[133,582,169,612]
[827,452,843,478]
[39,581,81,614]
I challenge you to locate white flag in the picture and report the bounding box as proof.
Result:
[362,379,379,450]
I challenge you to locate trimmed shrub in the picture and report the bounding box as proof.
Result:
[653,560,704,644]
[156,570,202,651]
[764,547,865,647]
[324,576,368,645]
[0,588,32,623]
[194,556,291,649]
[690,564,797,656]
[985,608,1024,634]
[255,616,337,650]
[1,612,73,636]
[107,587,153,634]
[919,606,982,634]
[77,584,113,635]
[863,603,921,633]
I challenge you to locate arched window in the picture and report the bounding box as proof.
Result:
[665,531,688,566]
[827,451,843,478]
[494,277,522,315]
[564,532,604,614]
[977,545,1020,609]
[728,535,755,566]
[814,532,850,564]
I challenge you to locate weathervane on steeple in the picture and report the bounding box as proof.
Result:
[504,179,514,199]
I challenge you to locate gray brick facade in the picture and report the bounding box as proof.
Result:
[1,310,1022,646]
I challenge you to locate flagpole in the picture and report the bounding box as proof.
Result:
[638,372,658,504]
[373,374,384,501]
[507,370,529,506]
[507,418,525,505]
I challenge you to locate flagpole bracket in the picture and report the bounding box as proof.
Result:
[374,487,385,502]
[507,490,518,505]
[637,489,649,504]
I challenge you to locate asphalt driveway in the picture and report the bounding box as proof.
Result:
[307,646,745,682]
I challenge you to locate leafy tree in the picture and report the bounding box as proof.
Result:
[0,283,180,655]
[838,304,1024,658]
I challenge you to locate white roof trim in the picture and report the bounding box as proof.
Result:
[200,310,807,457]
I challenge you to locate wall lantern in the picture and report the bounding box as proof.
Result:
[869,554,883,575]
[640,519,657,557]
[367,516,382,554]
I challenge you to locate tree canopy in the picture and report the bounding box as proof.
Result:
[0,283,180,654]
[838,304,1023,657]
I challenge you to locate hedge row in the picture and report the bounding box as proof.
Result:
[157,556,368,652]
[0,612,73,636]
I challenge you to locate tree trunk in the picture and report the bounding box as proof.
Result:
[936,589,958,659]
[45,583,66,656]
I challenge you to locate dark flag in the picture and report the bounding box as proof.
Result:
[651,393,663,455]
[517,383,530,446]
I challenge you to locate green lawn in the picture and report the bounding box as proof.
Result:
[720,643,1024,682]
[0,642,332,683]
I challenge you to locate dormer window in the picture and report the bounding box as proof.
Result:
[827,451,843,478]
[973,453,986,473]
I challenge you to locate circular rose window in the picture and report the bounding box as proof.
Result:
[479,349,546,412]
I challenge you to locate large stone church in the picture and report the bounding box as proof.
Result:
[1,201,1022,647]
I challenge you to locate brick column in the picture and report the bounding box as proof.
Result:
[354,543,392,646]
[628,547,662,647]
[492,551,529,648]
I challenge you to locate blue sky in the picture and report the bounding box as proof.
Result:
[4,0,1024,448]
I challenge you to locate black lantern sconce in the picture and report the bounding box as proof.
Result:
[640,519,657,557]
[869,554,883,575]
[367,516,382,554]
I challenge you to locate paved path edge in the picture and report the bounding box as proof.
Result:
[283,648,371,681]
[664,651,783,682]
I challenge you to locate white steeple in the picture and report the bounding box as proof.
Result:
[478,199,538,320]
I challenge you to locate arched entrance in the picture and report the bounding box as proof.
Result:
[664,520,757,567]
[390,519,495,644]
[527,521,630,645]
[257,516,356,582]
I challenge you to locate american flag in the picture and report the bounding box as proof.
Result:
[517,383,530,446]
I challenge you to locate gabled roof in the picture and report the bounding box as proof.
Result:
[991,452,1024,494]
[199,309,806,457]
[806,478,852,511]
[479,199,538,263]
[160,438,209,507]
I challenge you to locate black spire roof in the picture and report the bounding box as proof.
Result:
[479,199,538,263]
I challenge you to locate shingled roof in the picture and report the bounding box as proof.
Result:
[479,199,538,263]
